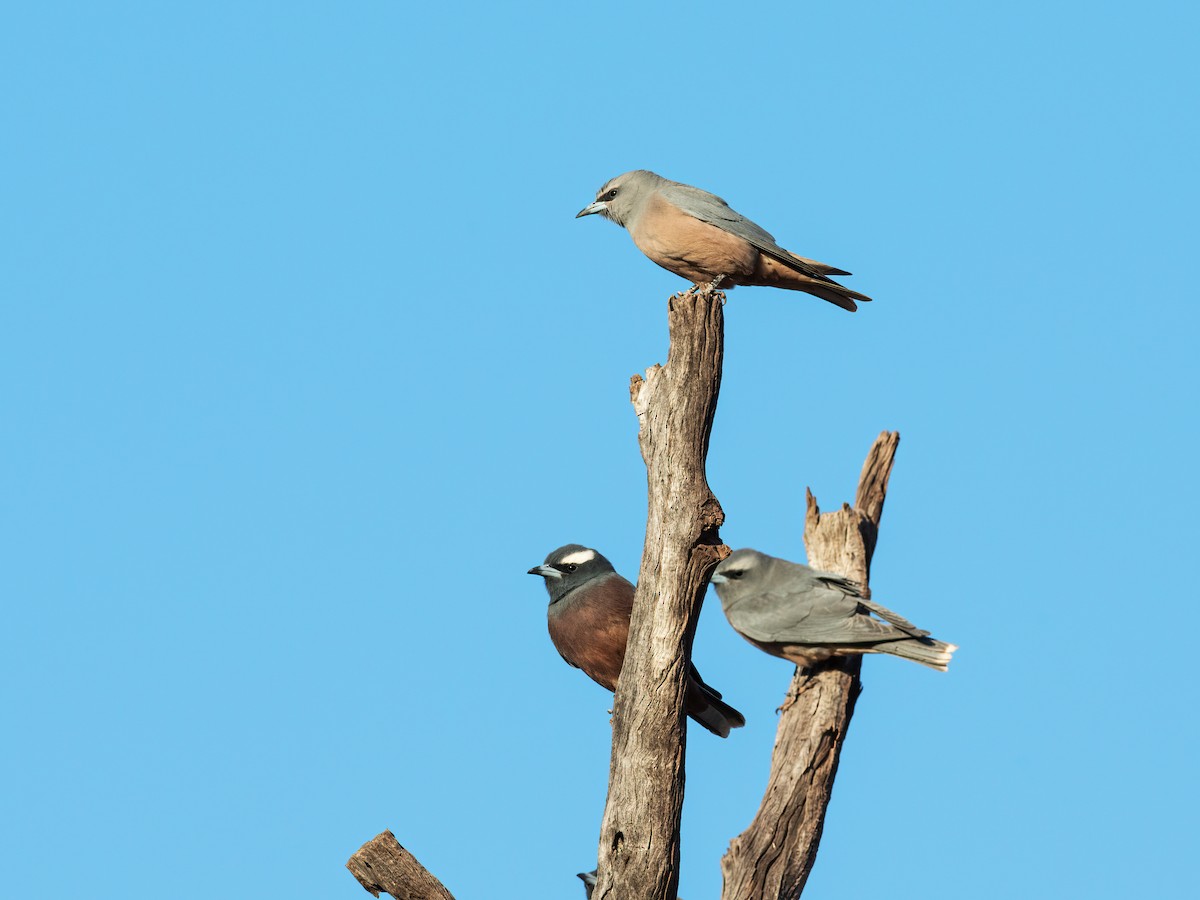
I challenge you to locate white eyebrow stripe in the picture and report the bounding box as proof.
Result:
[559,548,597,565]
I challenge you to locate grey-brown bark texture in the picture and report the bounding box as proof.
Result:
[720,430,900,900]
[346,830,455,900]
[592,292,729,900]
[343,301,897,900]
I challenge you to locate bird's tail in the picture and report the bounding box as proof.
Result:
[751,253,873,310]
[883,637,958,672]
[800,279,874,312]
[691,696,744,739]
[689,693,746,738]
[686,670,746,738]
[786,252,851,277]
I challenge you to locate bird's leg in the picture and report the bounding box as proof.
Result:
[678,276,727,303]
[689,275,728,304]
[777,663,821,713]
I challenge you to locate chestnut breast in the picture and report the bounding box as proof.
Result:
[547,571,635,691]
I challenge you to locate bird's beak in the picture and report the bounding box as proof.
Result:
[709,572,728,585]
[528,564,563,579]
[575,200,607,219]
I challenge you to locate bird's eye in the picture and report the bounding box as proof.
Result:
[724,569,744,579]
[564,564,577,572]
[606,189,618,200]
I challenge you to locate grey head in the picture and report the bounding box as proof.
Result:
[575,170,667,229]
[527,544,618,606]
[709,548,792,608]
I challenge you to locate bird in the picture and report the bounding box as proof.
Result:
[578,870,596,899]
[575,169,872,311]
[528,544,745,737]
[710,549,957,671]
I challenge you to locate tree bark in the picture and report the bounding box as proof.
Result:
[346,830,455,900]
[720,430,900,900]
[342,334,897,900]
[592,292,728,900]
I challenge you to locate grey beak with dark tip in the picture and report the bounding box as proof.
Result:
[709,571,728,584]
[575,201,607,218]
[528,564,563,579]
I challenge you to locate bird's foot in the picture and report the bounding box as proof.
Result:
[675,277,727,305]
[695,275,728,304]
[776,665,818,713]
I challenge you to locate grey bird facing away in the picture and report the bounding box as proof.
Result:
[710,549,957,671]
[576,170,872,311]
[529,544,745,737]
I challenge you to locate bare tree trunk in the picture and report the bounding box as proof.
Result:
[346,830,455,900]
[592,293,728,900]
[343,313,897,900]
[720,431,900,900]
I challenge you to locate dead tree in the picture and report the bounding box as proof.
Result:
[591,292,727,900]
[344,291,901,900]
[346,830,454,900]
[719,431,899,900]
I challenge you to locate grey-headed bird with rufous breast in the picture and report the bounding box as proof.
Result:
[576,170,872,311]
[710,549,957,671]
[529,544,745,737]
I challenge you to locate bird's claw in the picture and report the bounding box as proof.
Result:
[680,276,728,304]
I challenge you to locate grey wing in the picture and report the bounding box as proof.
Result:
[855,597,930,638]
[811,569,867,596]
[659,182,846,282]
[811,573,931,638]
[730,583,918,645]
[812,570,931,638]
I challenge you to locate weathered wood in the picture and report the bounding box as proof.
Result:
[592,292,728,900]
[720,431,900,900]
[346,830,455,900]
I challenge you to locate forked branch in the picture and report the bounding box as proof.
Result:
[720,431,900,900]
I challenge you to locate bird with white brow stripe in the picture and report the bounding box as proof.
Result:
[528,543,745,737]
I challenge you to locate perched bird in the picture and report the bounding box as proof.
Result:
[528,544,745,737]
[577,870,596,899]
[710,549,957,671]
[576,169,872,311]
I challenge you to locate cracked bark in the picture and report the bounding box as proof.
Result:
[342,292,726,900]
[346,830,455,900]
[592,292,728,900]
[719,430,900,900]
[342,306,898,900]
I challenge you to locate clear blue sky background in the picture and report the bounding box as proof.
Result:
[3,2,1196,898]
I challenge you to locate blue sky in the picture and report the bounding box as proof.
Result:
[2,2,1196,898]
